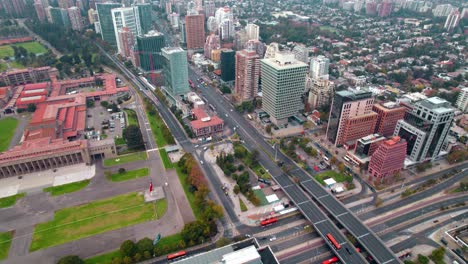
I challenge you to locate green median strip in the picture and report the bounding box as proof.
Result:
[0,117,19,152]
[84,250,120,264]
[0,193,25,208]
[43,180,90,196]
[159,149,174,169]
[107,168,149,182]
[30,193,159,251]
[103,151,147,166]
[0,231,13,260]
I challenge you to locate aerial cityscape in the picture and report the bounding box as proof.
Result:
[0,0,466,263]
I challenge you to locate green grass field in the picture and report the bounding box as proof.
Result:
[314,171,351,186]
[239,198,247,212]
[30,192,157,251]
[147,114,169,147]
[103,151,147,166]
[0,193,25,208]
[155,198,167,218]
[251,163,271,179]
[252,189,269,206]
[0,231,12,260]
[0,41,47,58]
[124,109,138,127]
[0,117,19,152]
[114,137,126,146]
[85,250,120,264]
[107,168,149,182]
[175,166,200,219]
[159,149,174,169]
[9,61,25,69]
[43,180,90,196]
[0,63,6,71]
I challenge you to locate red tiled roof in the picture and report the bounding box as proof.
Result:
[24,82,49,91]
[191,115,224,129]
[192,108,208,119]
[15,95,47,107]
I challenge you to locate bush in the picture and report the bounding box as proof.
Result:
[233,185,240,194]
[118,168,126,174]
[136,237,153,254]
[57,255,84,264]
[417,254,429,264]
[120,240,137,258]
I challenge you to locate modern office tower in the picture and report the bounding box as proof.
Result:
[165,1,172,14]
[433,4,455,17]
[50,7,71,28]
[456,87,468,113]
[187,1,196,14]
[204,34,220,59]
[220,18,234,40]
[117,27,134,59]
[261,52,308,126]
[378,1,392,17]
[136,31,165,72]
[233,30,247,51]
[112,7,139,54]
[58,0,73,9]
[245,23,259,41]
[179,19,186,44]
[326,88,377,146]
[307,78,334,111]
[235,49,260,102]
[204,1,216,17]
[220,49,235,83]
[264,42,279,59]
[68,7,83,31]
[246,40,266,59]
[292,44,308,63]
[185,13,205,49]
[354,133,386,157]
[96,2,122,47]
[168,12,179,30]
[34,0,46,22]
[162,47,189,98]
[135,3,152,34]
[45,6,53,23]
[88,8,97,24]
[444,10,461,31]
[394,97,455,163]
[373,102,406,137]
[1,0,25,16]
[368,136,407,181]
[310,55,330,80]
[366,1,377,15]
[75,0,84,11]
[207,16,218,32]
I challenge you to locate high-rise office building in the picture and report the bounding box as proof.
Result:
[433,4,455,17]
[136,31,165,72]
[135,3,152,34]
[220,18,234,40]
[179,20,186,44]
[366,1,377,15]
[185,13,205,49]
[378,1,393,17]
[292,44,308,63]
[50,7,71,28]
[264,42,279,59]
[96,2,122,47]
[261,52,308,126]
[162,47,189,97]
[45,6,53,23]
[34,0,46,22]
[245,23,259,41]
[204,1,215,17]
[455,87,468,113]
[368,136,407,181]
[68,6,83,31]
[204,34,220,60]
[1,0,25,17]
[233,30,247,51]
[245,40,266,59]
[168,12,179,30]
[444,10,461,31]
[220,49,235,83]
[373,102,406,137]
[88,8,97,24]
[307,78,334,111]
[235,49,260,102]
[58,0,73,9]
[112,7,139,54]
[310,55,330,80]
[394,97,454,162]
[207,16,218,32]
[326,88,377,146]
[117,27,134,59]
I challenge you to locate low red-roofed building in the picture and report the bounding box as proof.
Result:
[190,108,224,137]
[15,95,47,108]
[0,86,12,108]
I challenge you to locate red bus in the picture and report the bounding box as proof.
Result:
[188,80,195,88]
[167,250,186,261]
[326,233,341,250]
[260,217,278,227]
[321,248,360,264]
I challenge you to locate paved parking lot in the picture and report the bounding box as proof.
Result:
[86,105,126,140]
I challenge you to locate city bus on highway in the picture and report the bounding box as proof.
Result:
[167,250,186,261]
[321,248,360,264]
[326,233,341,250]
[260,217,278,227]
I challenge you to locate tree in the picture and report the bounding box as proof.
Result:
[265,125,272,134]
[430,247,445,262]
[250,149,259,166]
[136,238,153,254]
[233,184,240,194]
[337,162,345,173]
[216,237,232,248]
[118,168,126,174]
[417,254,429,264]
[27,103,36,112]
[57,255,84,264]
[123,125,144,150]
[100,101,109,108]
[122,256,132,264]
[86,99,95,108]
[120,240,137,258]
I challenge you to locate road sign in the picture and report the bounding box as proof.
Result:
[153,233,161,245]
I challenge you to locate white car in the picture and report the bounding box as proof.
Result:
[269,236,277,241]
[200,160,204,165]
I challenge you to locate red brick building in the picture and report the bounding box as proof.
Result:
[190,108,224,137]
[342,112,378,148]
[368,136,407,181]
[373,102,406,137]
[185,14,205,49]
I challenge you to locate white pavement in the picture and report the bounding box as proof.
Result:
[0,164,96,198]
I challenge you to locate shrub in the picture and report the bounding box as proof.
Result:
[120,240,137,258]
[57,255,84,264]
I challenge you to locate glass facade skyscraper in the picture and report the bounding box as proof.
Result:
[136,31,165,72]
[96,2,122,47]
[162,47,189,97]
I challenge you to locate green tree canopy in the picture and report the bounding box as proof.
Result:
[123,125,144,150]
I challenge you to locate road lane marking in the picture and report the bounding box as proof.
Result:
[358,233,369,239]
[297,201,309,206]
[318,194,329,199]
[301,179,313,184]
[336,212,348,217]
[314,219,327,225]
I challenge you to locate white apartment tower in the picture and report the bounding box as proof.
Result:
[261,52,308,126]
[310,55,330,80]
[245,23,259,41]
[455,87,468,113]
